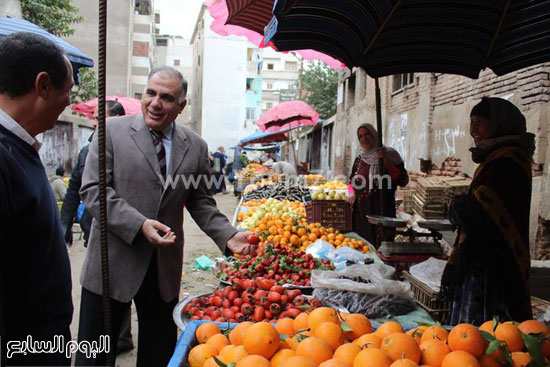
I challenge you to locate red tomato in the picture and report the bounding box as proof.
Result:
[247,234,260,245]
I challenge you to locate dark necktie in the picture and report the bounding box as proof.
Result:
[150,130,166,177]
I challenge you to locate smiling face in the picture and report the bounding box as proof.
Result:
[358,127,376,150]
[470,115,491,145]
[141,71,186,131]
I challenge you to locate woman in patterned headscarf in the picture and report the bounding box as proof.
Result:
[443,97,535,325]
[347,123,409,246]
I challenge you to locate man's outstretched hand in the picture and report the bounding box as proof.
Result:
[141,219,176,246]
[226,231,259,256]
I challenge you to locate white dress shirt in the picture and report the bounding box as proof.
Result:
[0,108,42,150]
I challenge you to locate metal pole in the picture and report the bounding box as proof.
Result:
[374,78,386,218]
[98,0,112,364]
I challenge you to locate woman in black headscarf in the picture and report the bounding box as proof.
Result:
[443,97,535,325]
[346,123,409,246]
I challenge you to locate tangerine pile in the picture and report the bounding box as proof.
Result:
[188,307,550,367]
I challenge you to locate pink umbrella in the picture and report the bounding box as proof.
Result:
[72,94,141,120]
[256,100,320,132]
[205,0,345,69]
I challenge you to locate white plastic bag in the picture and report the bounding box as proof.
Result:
[311,264,413,300]
[305,240,335,261]
[409,257,447,292]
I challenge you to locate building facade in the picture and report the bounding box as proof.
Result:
[190,5,262,153]
[153,34,194,126]
[261,48,301,116]
[329,64,550,258]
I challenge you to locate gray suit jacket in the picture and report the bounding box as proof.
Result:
[80,115,237,302]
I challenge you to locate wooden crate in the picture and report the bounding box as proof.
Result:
[306,200,352,232]
[402,270,451,324]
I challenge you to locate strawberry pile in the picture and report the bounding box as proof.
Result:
[183,278,323,323]
[216,243,334,287]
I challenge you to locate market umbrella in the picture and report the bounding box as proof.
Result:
[256,100,320,132]
[205,0,345,68]
[72,95,142,119]
[239,127,291,146]
[0,17,94,80]
[265,0,550,79]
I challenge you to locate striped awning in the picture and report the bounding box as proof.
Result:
[226,0,275,35]
[266,0,550,79]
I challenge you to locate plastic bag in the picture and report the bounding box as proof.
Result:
[409,257,447,292]
[306,240,335,261]
[327,246,369,265]
[312,288,416,319]
[311,264,413,300]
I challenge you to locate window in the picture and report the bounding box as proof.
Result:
[285,61,297,71]
[267,83,273,89]
[346,73,356,108]
[267,63,274,70]
[288,84,296,90]
[173,59,180,66]
[246,107,256,120]
[392,73,415,92]
[156,38,167,46]
[134,92,142,99]
[266,102,273,109]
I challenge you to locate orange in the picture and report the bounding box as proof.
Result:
[294,312,310,333]
[342,314,372,340]
[420,339,450,367]
[296,336,333,365]
[315,321,346,350]
[308,307,340,333]
[333,343,361,365]
[441,350,480,367]
[277,318,297,337]
[353,347,392,367]
[479,320,498,335]
[229,321,253,346]
[243,322,280,359]
[354,333,382,349]
[447,323,486,358]
[320,359,353,367]
[420,326,449,344]
[511,351,532,367]
[271,349,296,367]
[235,354,271,367]
[518,319,549,336]
[390,359,420,367]
[494,323,524,352]
[376,321,405,339]
[517,319,550,357]
[206,333,230,353]
[408,326,428,345]
[195,322,221,344]
[381,332,422,363]
[279,356,317,367]
[220,345,248,364]
[218,345,234,361]
[187,344,217,367]
[287,331,313,351]
[203,357,219,367]
[479,346,507,367]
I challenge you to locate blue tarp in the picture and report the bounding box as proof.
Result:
[238,127,291,146]
[0,17,94,69]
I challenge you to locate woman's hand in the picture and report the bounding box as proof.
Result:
[346,192,356,205]
[376,147,387,160]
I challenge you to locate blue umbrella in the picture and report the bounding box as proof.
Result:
[239,127,291,146]
[0,17,94,79]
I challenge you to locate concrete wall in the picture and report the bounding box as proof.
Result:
[65,0,133,96]
[0,0,21,17]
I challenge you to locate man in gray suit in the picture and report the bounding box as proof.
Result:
[76,66,255,366]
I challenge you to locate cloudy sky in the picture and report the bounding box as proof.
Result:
[155,0,205,39]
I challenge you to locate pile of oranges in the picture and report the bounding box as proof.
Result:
[188,306,550,367]
[250,215,369,253]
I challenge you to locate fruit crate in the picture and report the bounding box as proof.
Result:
[413,196,447,219]
[400,188,416,214]
[306,200,352,232]
[168,320,235,367]
[401,270,451,324]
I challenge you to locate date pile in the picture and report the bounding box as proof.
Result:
[182,278,323,322]
[216,243,334,286]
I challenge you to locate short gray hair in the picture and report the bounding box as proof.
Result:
[148,66,188,103]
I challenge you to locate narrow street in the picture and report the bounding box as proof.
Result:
[67,189,240,366]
